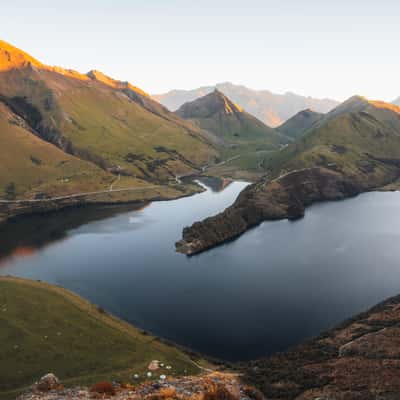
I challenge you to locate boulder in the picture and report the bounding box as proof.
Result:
[148,360,160,371]
[36,373,60,392]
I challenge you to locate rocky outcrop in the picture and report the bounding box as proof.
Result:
[34,374,60,392]
[241,293,400,400]
[17,372,263,400]
[176,167,361,255]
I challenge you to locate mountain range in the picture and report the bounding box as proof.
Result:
[394,97,400,106]
[153,82,339,127]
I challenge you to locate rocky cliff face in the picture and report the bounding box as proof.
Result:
[176,167,362,255]
[241,293,400,400]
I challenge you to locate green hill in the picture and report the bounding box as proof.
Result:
[0,40,219,199]
[0,276,201,399]
[175,89,286,150]
[265,96,400,185]
[0,101,113,199]
[276,109,323,140]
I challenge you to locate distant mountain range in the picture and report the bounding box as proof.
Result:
[394,97,400,106]
[153,83,339,127]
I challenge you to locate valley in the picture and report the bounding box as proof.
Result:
[2,30,400,400]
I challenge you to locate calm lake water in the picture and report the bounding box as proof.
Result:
[1,181,400,361]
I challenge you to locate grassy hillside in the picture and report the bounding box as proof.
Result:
[0,277,201,399]
[0,40,218,189]
[0,101,114,199]
[264,96,400,186]
[276,109,323,140]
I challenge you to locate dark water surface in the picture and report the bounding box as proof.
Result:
[1,181,400,361]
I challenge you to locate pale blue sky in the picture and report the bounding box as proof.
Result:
[2,0,399,101]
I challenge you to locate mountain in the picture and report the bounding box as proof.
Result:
[0,40,219,204]
[175,89,285,149]
[154,82,339,127]
[276,109,323,140]
[394,97,400,106]
[176,96,400,254]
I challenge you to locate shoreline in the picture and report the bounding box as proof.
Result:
[176,167,400,255]
[0,181,206,227]
[0,172,241,227]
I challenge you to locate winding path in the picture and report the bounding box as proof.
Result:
[0,156,247,205]
[0,184,165,204]
[109,173,121,191]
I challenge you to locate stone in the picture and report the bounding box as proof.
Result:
[148,360,160,371]
[36,373,60,392]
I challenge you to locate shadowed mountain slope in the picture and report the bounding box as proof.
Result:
[276,108,323,140]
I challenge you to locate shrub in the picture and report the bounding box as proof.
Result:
[203,384,239,400]
[90,381,116,396]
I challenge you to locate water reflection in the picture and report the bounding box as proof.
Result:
[0,203,149,263]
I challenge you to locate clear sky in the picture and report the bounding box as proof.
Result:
[2,0,399,101]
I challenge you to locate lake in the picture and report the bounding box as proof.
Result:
[1,180,400,361]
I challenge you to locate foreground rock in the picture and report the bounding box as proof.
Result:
[34,374,60,392]
[17,372,263,400]
[241,294,400,400]
[176,167,363,255]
